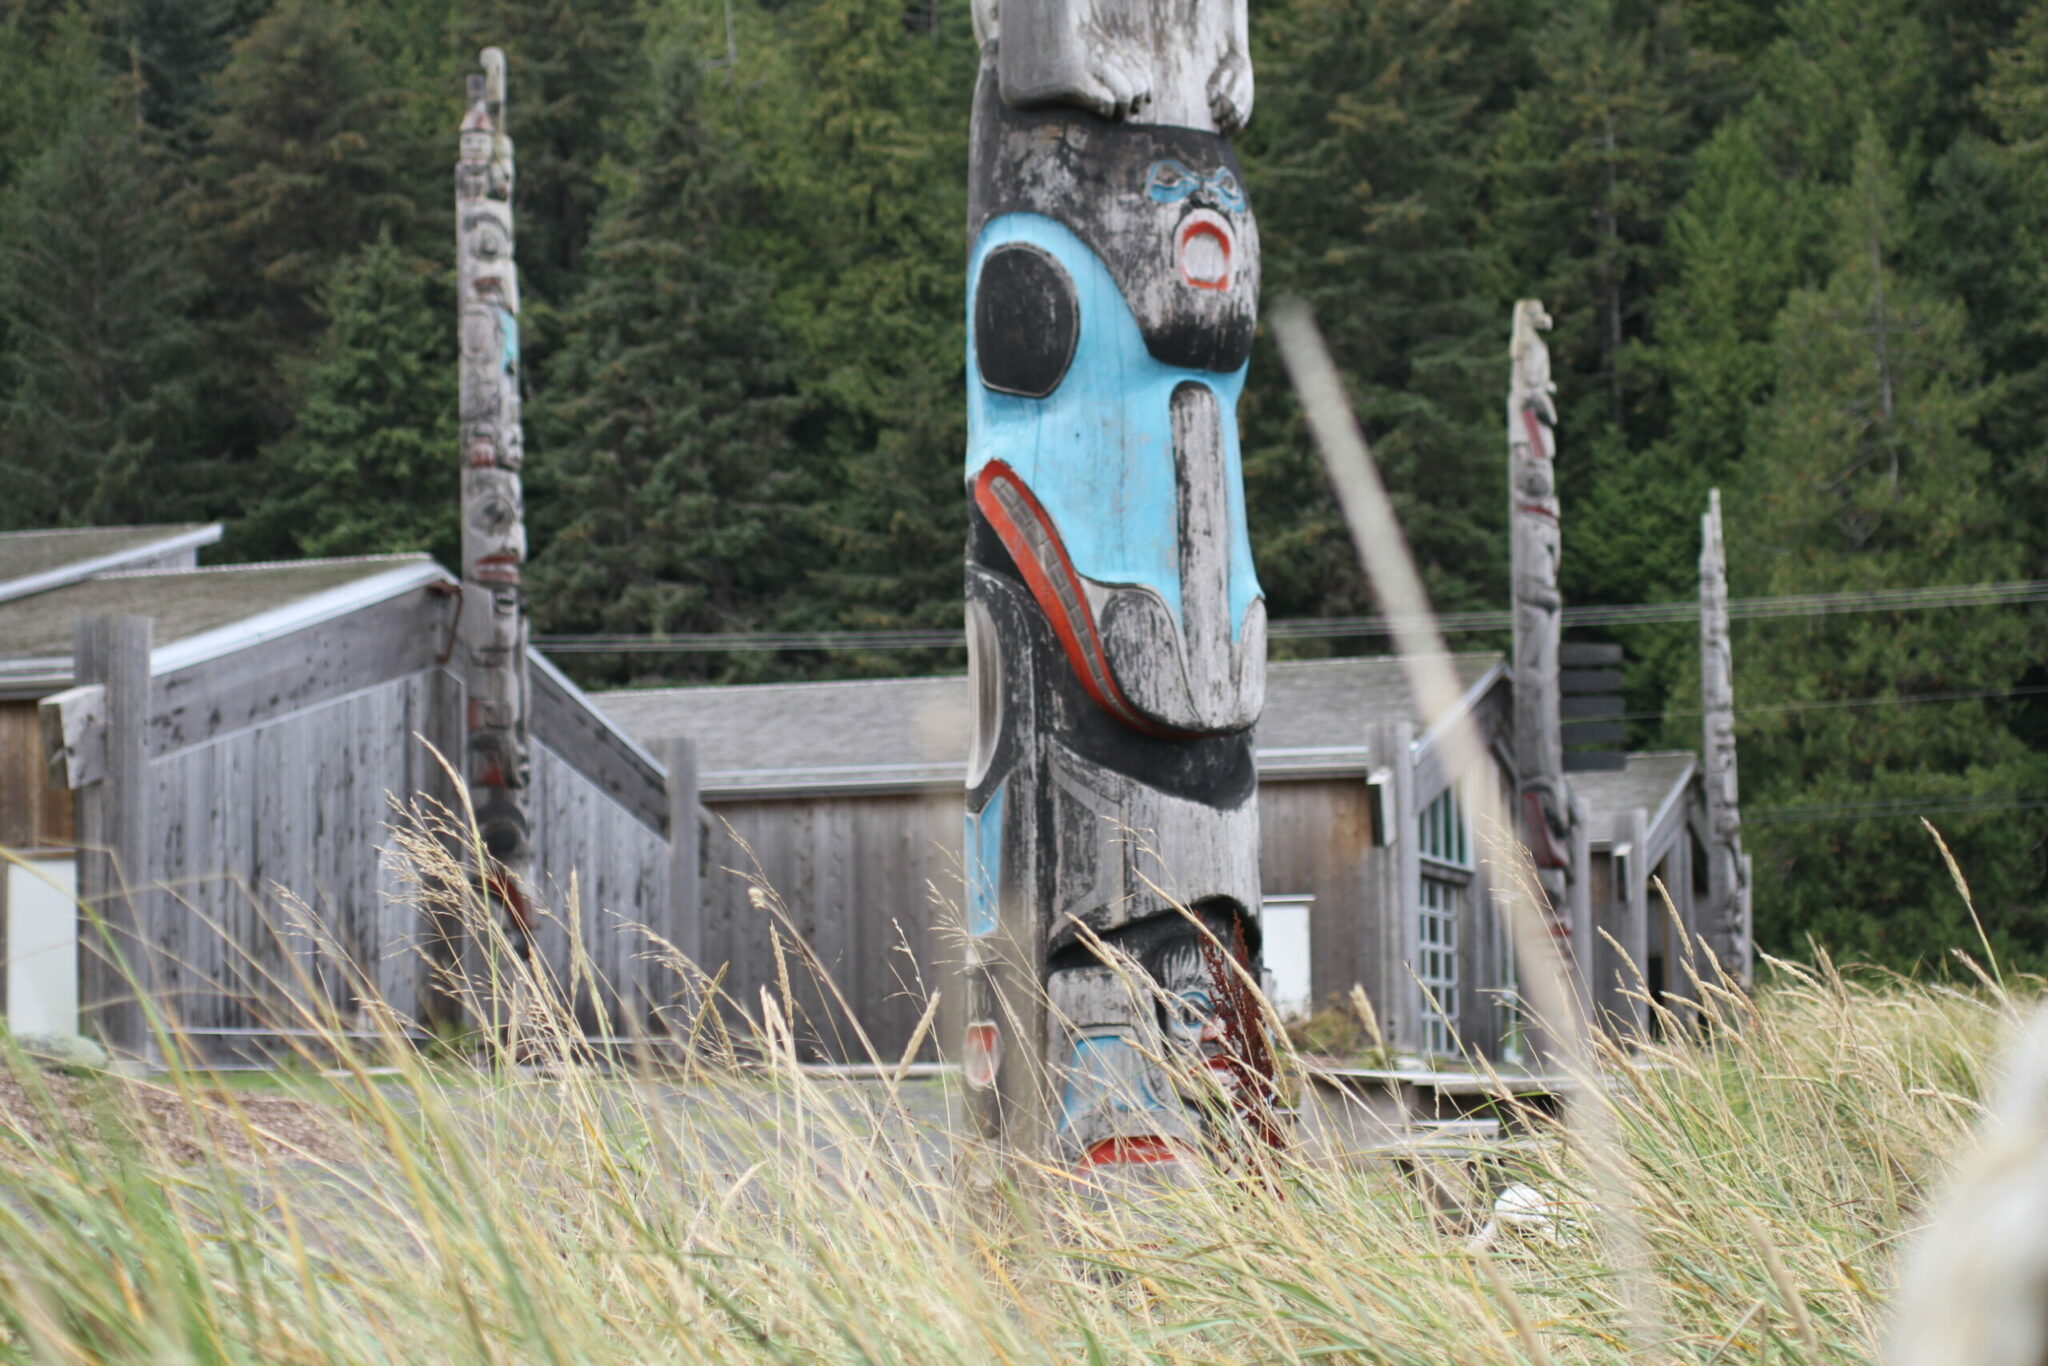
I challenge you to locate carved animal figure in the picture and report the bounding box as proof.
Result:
[960,2,1274,1172]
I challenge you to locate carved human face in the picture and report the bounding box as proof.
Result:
[1144,157,1248,292]
[1150,933,1241,1095]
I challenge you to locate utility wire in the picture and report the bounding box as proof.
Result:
[534,578,2048,654]
[1626,683,2048,725]
[1747,794,2048,825]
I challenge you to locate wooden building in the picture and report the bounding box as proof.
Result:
[596,653,1716,1063]
[0,525,681,1059]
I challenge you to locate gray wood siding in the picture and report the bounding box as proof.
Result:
[1257,778,1379,1017]
[145,672,444,1037]
[699,792,964,1063]
[527,736,671,1036]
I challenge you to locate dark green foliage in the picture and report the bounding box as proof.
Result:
[0,97,200,527]
[262,231,458,560]
[527,51,813,686]
[186,0,425,502]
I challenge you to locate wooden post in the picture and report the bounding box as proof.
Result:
[960,0,1275,1169]
[1699,489,1752,986]
[661,737,702,986]
[456,48,534,929]
[1507,300,1584,948]
[71,615,152,1056]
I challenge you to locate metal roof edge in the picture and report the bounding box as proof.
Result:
[527,646,669,779]
[0,524,224,607]
[1644,753,1700,865]
[150,560,453,677]
[1411,657,1509,764]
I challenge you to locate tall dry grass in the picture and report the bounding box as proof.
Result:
[0,803,2016,1365]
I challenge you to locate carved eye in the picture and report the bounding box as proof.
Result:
[1146,159,1197,203]
[1208,168,1245,211]
[974,244,1078,399]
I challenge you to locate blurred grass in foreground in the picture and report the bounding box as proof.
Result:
[0,812,2014,1365]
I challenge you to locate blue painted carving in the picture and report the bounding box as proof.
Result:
[966,212,1260,643]
[964,780,1005,937]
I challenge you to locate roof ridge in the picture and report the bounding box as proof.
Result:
[98,553,438,580]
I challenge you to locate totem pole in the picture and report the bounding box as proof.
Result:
[456,50,533,929]
[1507,300,1582,943]
[959,0,1276,1171]
[1698,489,1752,986]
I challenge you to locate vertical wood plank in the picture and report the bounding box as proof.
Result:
[73,615,152,1055]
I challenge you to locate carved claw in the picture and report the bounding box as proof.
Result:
[1208,48,1252,133]
[1076,47,1152,120]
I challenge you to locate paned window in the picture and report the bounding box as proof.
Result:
[1416,785,1471,1056]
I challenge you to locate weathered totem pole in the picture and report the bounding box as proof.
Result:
[1698,489,1752,986]
[1507,300,1583,944]
[456,49,534,929]
[960,0,1276,1171]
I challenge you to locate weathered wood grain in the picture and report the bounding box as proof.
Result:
[147,584,450,757]
[0,700,74,849]
[73,616,152,1054]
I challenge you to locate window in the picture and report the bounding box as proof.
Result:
[1416,785,1471,1057]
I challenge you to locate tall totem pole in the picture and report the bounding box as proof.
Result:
[1698,490,1752,986]
[960,0,1276,1170]
[456,49,533,928]
[1507,301,1582,945]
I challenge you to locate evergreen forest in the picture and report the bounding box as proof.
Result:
[1,0,2045,971]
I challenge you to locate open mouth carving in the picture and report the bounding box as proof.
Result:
[1177,210,1233,290]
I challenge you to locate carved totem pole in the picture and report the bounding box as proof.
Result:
[1507,301,1582,942]
[960,0,1276,1169]
[456,50,533,928]
[1699,489,1752,986]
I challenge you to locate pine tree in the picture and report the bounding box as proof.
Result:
[742,0,976,654]
[1236,0,1531,624]
[0,2,105,190]
[1738,122,2048,966]
[186,0,426,507]
[526,50,813,686]
[259,232,458,561]
[0,97,201,527]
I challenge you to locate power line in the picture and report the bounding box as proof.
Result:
[1748,794,2048,825]
[534,578,2048,654]
[1626,683,2048,725]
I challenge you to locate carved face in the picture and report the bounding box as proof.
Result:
[1144,158,1247,292]
[1148,931,1242,1096]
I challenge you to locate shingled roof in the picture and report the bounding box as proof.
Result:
[595,653,1506,798]
[0,525,222,605]
[0,555,449,694]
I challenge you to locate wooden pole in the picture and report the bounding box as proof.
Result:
[1507,300,1583,946]
[960,0,1275,1171]
[661,737,702,985]
[1698,489,1752,986]
[72,615,152,1057]
[456,48,534,932]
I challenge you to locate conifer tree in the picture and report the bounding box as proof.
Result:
[0,97,200,528]
[527,50,813,686]
[1236,0,1527,623]
[187,0,426,504]
[1738,122,2048,965]
[260,232,458,562]
[753,0,975,652]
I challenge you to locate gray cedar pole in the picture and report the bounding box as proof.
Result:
[661,737,702,995]
[961,0,1271,1164]
[73,615,152,1056]
[1698,489,1752,987]
[1507,301,1582,948]
[456,49,534,917]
